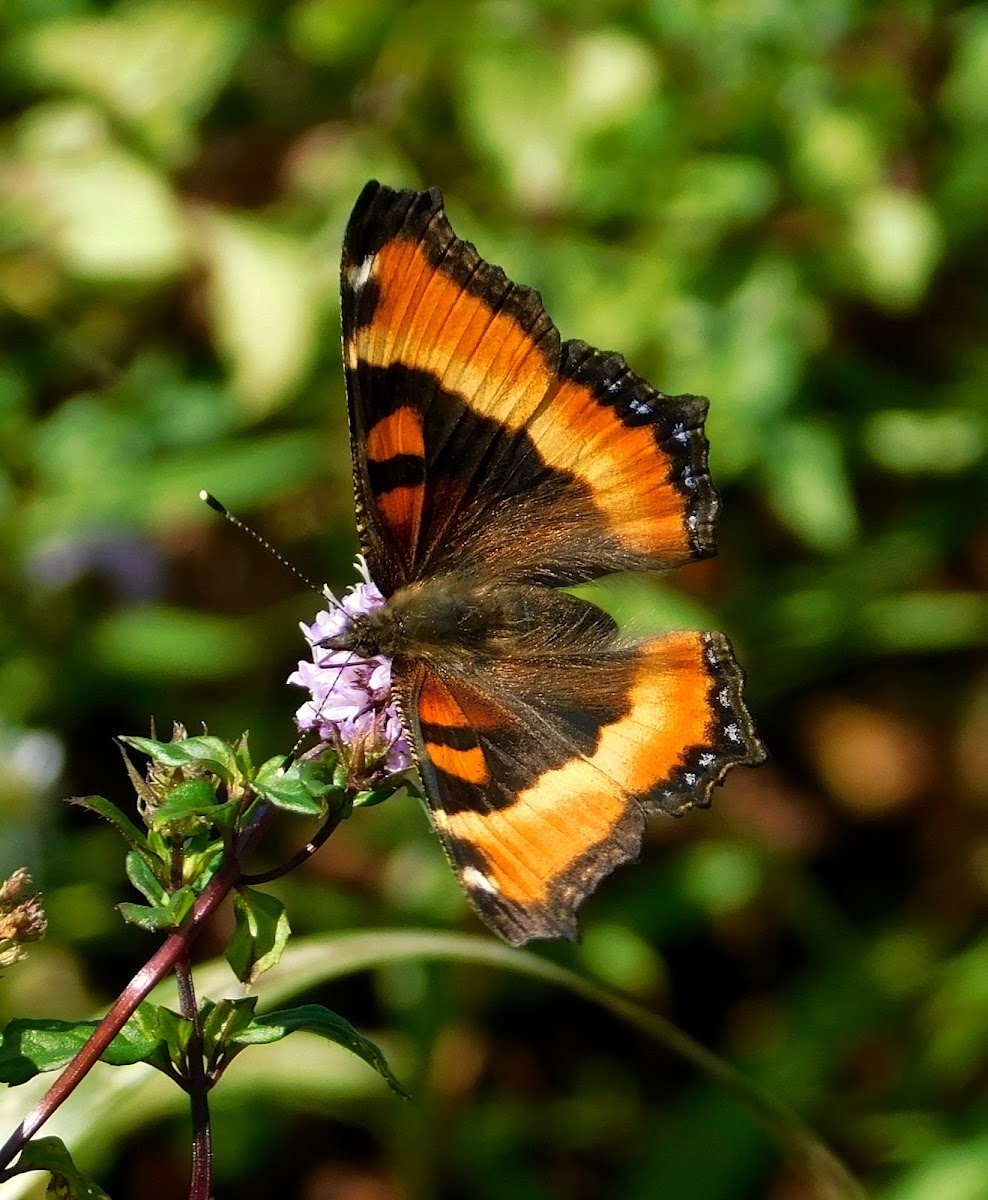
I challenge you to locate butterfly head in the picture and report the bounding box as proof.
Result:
[319,603,400,660]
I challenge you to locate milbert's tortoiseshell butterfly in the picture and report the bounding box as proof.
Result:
[324,182,766,946]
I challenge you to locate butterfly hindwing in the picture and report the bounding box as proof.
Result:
[341,181,717,596]
[394,624,763,945]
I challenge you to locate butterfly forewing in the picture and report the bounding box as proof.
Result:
[341,181,718,596]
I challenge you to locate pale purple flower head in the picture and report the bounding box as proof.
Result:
[288,557,412,777]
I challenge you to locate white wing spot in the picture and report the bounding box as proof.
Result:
[463,866,499,895]
[347,254,375,292]
[672,423,688,443]
[684,772,697,786]
[718,687,731,707]
[698,752,715,767]
[725,723,740,743]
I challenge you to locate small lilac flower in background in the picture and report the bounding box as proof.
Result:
[289,558,412,778]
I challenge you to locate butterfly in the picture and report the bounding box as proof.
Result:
[325,181,765,946]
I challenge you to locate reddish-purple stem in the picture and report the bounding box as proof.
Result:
[240,807,344,885]
[175,954,211,1200]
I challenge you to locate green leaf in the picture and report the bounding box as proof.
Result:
[165,736,239,781]
[353,783,411,809]
[120,734,237,783]
[148,827,172,863]
[226,888,291,985]
[150,779,234,840]
[858,592,988,654]
[114,1003,179,1075]
[297,757,348,798]
[863,408,987,476]
[7,1136,111,1199]
[118,886,195,932]
[153,778,219,818]
[231,734,254,780]
[182,844,225,892]
[252,755,289,788]
[125,850,167,906]
[253,757,327,816]
[119,734,190,763]
[847,187,944,311]
[134,1004,195,1077]
[65,794,149,856]
[200,996,258,1073]
[231,1003,408,1098]
[0,1004,163,1085]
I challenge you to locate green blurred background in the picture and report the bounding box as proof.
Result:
[1,0,987,1197]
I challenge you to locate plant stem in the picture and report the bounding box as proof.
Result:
[0,803,272,1174]
[175,955,212,1200]
[240,807,344,885]
[187,1075,212,1200]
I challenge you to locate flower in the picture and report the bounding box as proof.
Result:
[288,558,412,778]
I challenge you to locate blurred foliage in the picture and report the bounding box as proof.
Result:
[0,0,986,1197]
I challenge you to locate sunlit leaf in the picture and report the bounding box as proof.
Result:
[253,756,328,816]
[66,795,149,856]
[0,1003,166,1085]
[199,210,323,416]
[847,188,944,311]
[25,2,247,163]
[226,888,291,985]
[230,1002,409,1097]
[8,103,190,281]
[118,886,195,931]
[864,409,987,475]
[7,1136,111,1199]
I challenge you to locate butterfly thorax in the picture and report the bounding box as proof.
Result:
[323,577,618,665]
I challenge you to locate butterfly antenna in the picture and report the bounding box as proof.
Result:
[200,494,369,757]
[199,491,346,616]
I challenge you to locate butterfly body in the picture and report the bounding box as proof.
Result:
[326,577,616,665]
[337,182,765,945]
